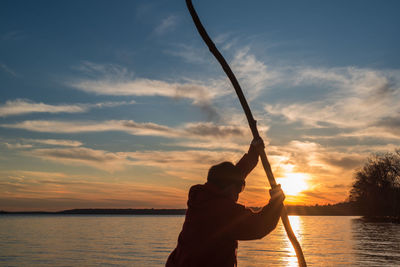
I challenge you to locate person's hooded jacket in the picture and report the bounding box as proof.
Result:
[166,144,283,267]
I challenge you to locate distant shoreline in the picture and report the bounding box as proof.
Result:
[0,209,187,215]
[0,203,363,216]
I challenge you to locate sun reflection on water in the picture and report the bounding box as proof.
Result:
[282,216,304,267]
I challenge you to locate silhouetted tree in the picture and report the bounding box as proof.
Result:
[350,149,400,218]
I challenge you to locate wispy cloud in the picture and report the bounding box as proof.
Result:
[1,139,82,151]
[73,61,132,80]
[184,122,246,138]
[71,61,229,121]
[28,139,83,147]
[0,99,135,117]
[154,15,178,35]
[3,143,32,149]
[231,47,281,98]
[25,144,244,177]
[167,140,244,151]
[165,43,208,64]
[299,189,335,202]
[30,147,129,171]
[126,149,240,182]
[263,66,400,140]
[126,149,240,168]
[265,67,400,147]
[0,120,248,141]
[0,120,180,137]
[373,116,400,137]
[225,47,400,139]
[72,78,216,103]
[0,62,17,77]
[0,99,86,117]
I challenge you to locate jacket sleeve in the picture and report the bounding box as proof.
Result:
[227,200,283,240]
[235,144,259,180]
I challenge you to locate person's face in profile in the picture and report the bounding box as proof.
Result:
[228,180,245,202]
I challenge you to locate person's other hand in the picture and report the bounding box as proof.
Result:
[251,137,265,151]
[269,184,285,204]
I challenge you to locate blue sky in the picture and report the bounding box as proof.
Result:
[1,0,399,211]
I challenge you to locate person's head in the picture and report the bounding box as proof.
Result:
[207,161,245,201]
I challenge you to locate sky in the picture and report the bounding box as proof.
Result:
[1,0,399,211]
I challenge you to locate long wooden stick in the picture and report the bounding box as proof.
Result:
[185,1,307,266]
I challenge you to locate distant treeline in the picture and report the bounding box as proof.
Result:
[0,203,360,216]
[0,208,187,215]
[286,202,360,216]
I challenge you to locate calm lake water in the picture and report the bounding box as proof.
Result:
[0,215,399,266]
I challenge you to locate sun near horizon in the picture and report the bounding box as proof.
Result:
[278,172,309,199]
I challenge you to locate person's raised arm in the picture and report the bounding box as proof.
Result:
[229,185,285,240]
[235,137,264,179]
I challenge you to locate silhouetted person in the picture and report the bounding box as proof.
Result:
[166,137,285,267]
